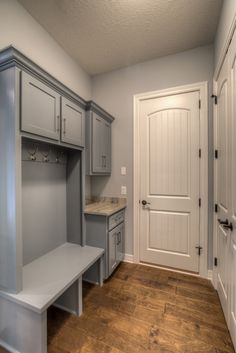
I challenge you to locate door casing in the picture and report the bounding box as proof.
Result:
[133,82,209,278]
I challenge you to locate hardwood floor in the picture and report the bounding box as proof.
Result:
[0,263,235,353]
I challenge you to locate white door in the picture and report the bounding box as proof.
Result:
[228,28,236,348]
[216,55,230,319]
[139,91,200,272]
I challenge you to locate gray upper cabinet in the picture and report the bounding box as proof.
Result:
[21,71,60,141]
[86,102,114,175]
[21,71,85,148]
[61,97,85,147]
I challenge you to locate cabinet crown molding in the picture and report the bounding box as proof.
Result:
[0,45,113,119]
[86,101,115,123]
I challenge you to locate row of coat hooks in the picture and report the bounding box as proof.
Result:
[22,141,67,165]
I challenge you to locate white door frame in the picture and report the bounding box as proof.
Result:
[133,82,209,278]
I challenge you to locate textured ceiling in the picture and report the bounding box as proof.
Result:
[18,0,222,75]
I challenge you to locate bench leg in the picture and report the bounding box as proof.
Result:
[99,256,104,287]
[0,295,47,353]
[78,277,83,316]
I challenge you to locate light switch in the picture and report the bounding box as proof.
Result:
[121,166,126,175]
[121,186,127,195]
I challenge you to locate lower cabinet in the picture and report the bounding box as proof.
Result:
[84,209,125,281]
[108,222,124,275]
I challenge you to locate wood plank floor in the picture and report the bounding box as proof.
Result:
[0,263,235,353]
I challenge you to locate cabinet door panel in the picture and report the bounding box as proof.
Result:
[108,228,117,275]
[103,122,111,173]
[61,97,85,147]
[116,223,124,263]
[21,71,60,140]
[92,113,104,173]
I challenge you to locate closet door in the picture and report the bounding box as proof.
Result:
[228,29,236,349]
[21,71,60,140]
[216,54,230,320]
[61,97,85,147]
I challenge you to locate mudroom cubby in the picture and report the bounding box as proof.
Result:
[21,138,83,266]
[0,47,104,353]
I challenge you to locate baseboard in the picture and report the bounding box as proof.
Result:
[208,270,213,283]
[123,253,134,263]
[0,339,20,353]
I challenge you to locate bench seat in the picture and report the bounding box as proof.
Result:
[0,242,104,313]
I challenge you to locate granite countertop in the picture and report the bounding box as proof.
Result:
[84,197,127,216]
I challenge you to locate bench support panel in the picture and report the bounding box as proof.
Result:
[0,295,47,353]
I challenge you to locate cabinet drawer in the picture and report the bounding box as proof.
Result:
[109,210,125,230]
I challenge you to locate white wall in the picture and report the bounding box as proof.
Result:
[214,0,236,69]
[0,0,91,100]
[92,45,214,266]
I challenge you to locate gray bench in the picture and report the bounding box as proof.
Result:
[0,243,104,353]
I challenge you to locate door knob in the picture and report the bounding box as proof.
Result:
[218,219,229,225]
[142,200,150,206]
[223,222,233,231]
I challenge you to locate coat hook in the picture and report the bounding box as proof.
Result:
[41,148,50,163]
[28,144,38,161]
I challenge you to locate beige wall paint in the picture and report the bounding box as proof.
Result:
[0,0,91,100]
[92,45,214,265]
[214,0,236,69]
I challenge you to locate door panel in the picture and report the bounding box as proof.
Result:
[149,109,189,196]
[61,97,85,147]
[149,211,190,254]
[216,55,230,320]
[228,28,236,349]
[140,91,200,272]
[217,225,229,317]
[218,80,228,211]
[229,238,236,349]
[21,71,60,140]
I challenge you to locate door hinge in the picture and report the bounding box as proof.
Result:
[199,198,202,207]
[214,257,218,267]
[211,94,218,105]
[199,100,201,109]
[215,203,218,213]
[195,246,203,256]
[199,149,201,158]
[215,150,218,159]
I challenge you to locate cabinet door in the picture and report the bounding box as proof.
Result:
[61,97,85,147]
[116,223,124,263]
[108,227,117,275]
[21,71,60,140]
[102,121,111,173]
[92,113,111,173]
[92,113,104,173]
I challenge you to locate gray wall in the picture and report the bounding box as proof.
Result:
[0,0,91,100]
[214,0,236,69]
[22,161,67,265]
[92,45,214,266]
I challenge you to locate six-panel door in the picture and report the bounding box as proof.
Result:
[61,97,85,147]
[21,71,60,140]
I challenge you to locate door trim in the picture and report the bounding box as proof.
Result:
[133,82,209,278]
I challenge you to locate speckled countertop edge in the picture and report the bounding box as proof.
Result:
[84,197,127,216]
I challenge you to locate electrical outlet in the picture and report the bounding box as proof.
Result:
[121,186,127,195]
[121,166,126,175]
